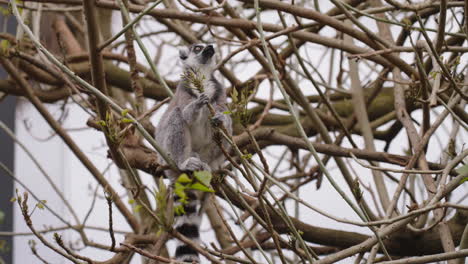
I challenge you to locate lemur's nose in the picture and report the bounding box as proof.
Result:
[203,45,215,57]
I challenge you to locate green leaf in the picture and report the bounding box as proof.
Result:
[189,182,214,193]
[155,180,167,207]
[1,39,9,49]
[231,88,238,103]
[10,197,16,203]
[121,118,134,123]
[0,40,9,55]
[174,204,185,215]
[0,6,10,16]
[177,173,192,184]
[223,110,232,115]
[128,199,135,204]
[98,120,107,127]
[402,18,411,26]
[134,204,142,213]
[174,182,187,200]
[156,229,163,236]
[193,171,212,186]
[0,211,4,224]
[121,109,129,117]
[156,179,167,205]
[37,202,44,210]
[241,153,252,160]
[159,177,166,193]
[458,165,468,184]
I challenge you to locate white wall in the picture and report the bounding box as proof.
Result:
[14,100,69,263]
[13,100,133,263]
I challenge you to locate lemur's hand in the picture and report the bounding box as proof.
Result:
[195,93,209,106]
[182,93,210,123]
[211,112,226,127]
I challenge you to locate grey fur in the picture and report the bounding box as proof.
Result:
[155,44,232,263]
[156,44,232,175]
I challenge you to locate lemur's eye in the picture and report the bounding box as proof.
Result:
[193,46,203,53]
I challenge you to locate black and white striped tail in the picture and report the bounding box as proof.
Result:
[174,190,202,263]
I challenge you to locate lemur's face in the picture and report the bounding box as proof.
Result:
[179,44,216,76]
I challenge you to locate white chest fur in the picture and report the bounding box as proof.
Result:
[191,79,217,99]
[191,106,213,149]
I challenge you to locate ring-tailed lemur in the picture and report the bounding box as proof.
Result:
[155,43,232,263]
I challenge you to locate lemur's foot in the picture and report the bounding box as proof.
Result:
[181,157,211,171]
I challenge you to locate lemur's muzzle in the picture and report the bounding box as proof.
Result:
[202,45,215,59]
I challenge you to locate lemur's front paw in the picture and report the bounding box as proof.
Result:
[196,93,210,106]
[181,157,211,171]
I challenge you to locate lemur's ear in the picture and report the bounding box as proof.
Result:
[179,49,188,60]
